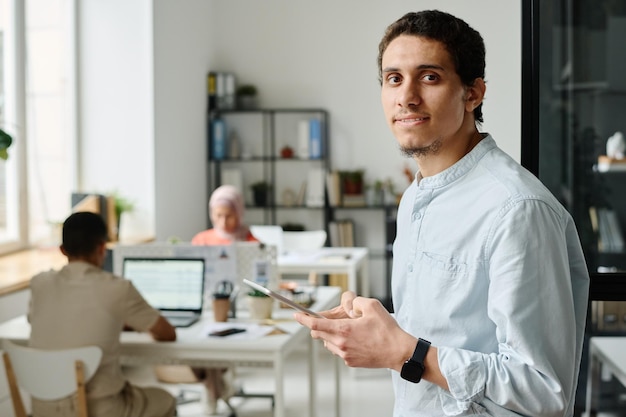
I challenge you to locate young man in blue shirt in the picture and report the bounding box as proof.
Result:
[295,10,589,416]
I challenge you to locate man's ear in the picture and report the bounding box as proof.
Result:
[60,244,68,257]
[465,78,486,113]
[98,241,108,256]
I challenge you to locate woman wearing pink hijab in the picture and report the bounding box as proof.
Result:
[188,185,257,414]
[192,185,257,245]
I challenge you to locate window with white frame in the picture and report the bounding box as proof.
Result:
[0,0,76,254]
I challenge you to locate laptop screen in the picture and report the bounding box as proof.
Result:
[122,257,205,311]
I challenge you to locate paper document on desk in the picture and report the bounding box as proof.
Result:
[318,254,351,263]
[280,251,321,263]
[202,322,275,340]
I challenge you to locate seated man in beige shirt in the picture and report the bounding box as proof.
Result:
[28,211,177,417]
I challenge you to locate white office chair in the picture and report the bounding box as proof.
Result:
[249,225,284,254]
[280,230,327,287]
[2,340,102,417]
[282,230,327,252]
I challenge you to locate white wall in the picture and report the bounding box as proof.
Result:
[78,0,155,237]
[152,1,215,241]
[78,0,521,241]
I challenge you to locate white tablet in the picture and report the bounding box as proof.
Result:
[243,279,325,318]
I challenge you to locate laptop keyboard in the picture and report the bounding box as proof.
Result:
[164,314,200,328]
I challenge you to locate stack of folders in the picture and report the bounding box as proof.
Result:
[207,71,236,111]
[305,168,326,208]
[325,170,366,207]
[589,206,626,331]
[327,219,354,292]
[326,171,342,207]
[297,118,323,160]
[593,300,626,332]
[328,219,354,248]
[590,207,625,253]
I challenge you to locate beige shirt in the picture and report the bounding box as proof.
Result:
[28,261,160,399]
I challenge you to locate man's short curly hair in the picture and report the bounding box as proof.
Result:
[62,212,108,257]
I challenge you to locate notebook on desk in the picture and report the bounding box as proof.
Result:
[122,257,205,327]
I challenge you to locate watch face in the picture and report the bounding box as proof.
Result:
[401,360,424,383]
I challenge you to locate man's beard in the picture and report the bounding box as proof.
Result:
[400,138,442,158]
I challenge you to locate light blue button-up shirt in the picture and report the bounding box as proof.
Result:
[391,135,589,416]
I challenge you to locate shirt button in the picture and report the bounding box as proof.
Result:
[413,212,421,221]
[407,264,413,272]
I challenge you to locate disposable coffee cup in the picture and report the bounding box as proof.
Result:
[212,294,230,322]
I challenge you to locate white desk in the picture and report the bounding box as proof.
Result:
[585,336,626,416]
[0,286,342,417]
[278,247,370,297]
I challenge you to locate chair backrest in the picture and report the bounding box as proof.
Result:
[250,225,284,254]
[2,340,102,417]
[283,230,327,252]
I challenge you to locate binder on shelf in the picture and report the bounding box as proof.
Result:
[596,301,626,331]
[328,274,348,292]
[306,168,325,207]
[606,209,625,252]
[597,207,625,252]
[207,72,217,111]
[589,206,599,235]
[211,117,227,160]
[224,73,236,110]
[329,219,354,247]
[309,118,322,159]
[328,219,354,292]
[296,181,307,206]
[297,120,310,159]
[217,72,229,110]
[326,171,341,207]
[208,71,240,111]
[341,220,354,247]
[328,221,340,248]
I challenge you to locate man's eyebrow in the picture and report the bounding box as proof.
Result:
[382,64,446,73]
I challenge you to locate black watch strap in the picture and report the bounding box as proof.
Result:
[400,338,431,383]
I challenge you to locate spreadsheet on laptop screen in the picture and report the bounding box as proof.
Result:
[122,258,205,310]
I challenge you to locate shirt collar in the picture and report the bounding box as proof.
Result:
[415,133,495,189]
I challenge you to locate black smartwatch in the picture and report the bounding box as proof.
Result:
[400,338,431,383]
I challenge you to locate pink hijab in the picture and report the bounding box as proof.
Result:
[209,185,250,241]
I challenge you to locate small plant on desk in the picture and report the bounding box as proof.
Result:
[247,289,269,298]
[246,289,273,320]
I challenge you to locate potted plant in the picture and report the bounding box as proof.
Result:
[0,128,13,160]
[236,84,258,110]
[110,191,135,241]
[246,288,273,320]
[339,170,365,195]
[250,181,272,207]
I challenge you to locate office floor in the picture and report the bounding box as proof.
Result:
[123,347,395,417]
[124,353,626,417]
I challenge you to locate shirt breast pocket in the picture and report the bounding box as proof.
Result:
[420,251,470,296]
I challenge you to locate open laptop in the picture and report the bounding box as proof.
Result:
[122,257,205,327]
